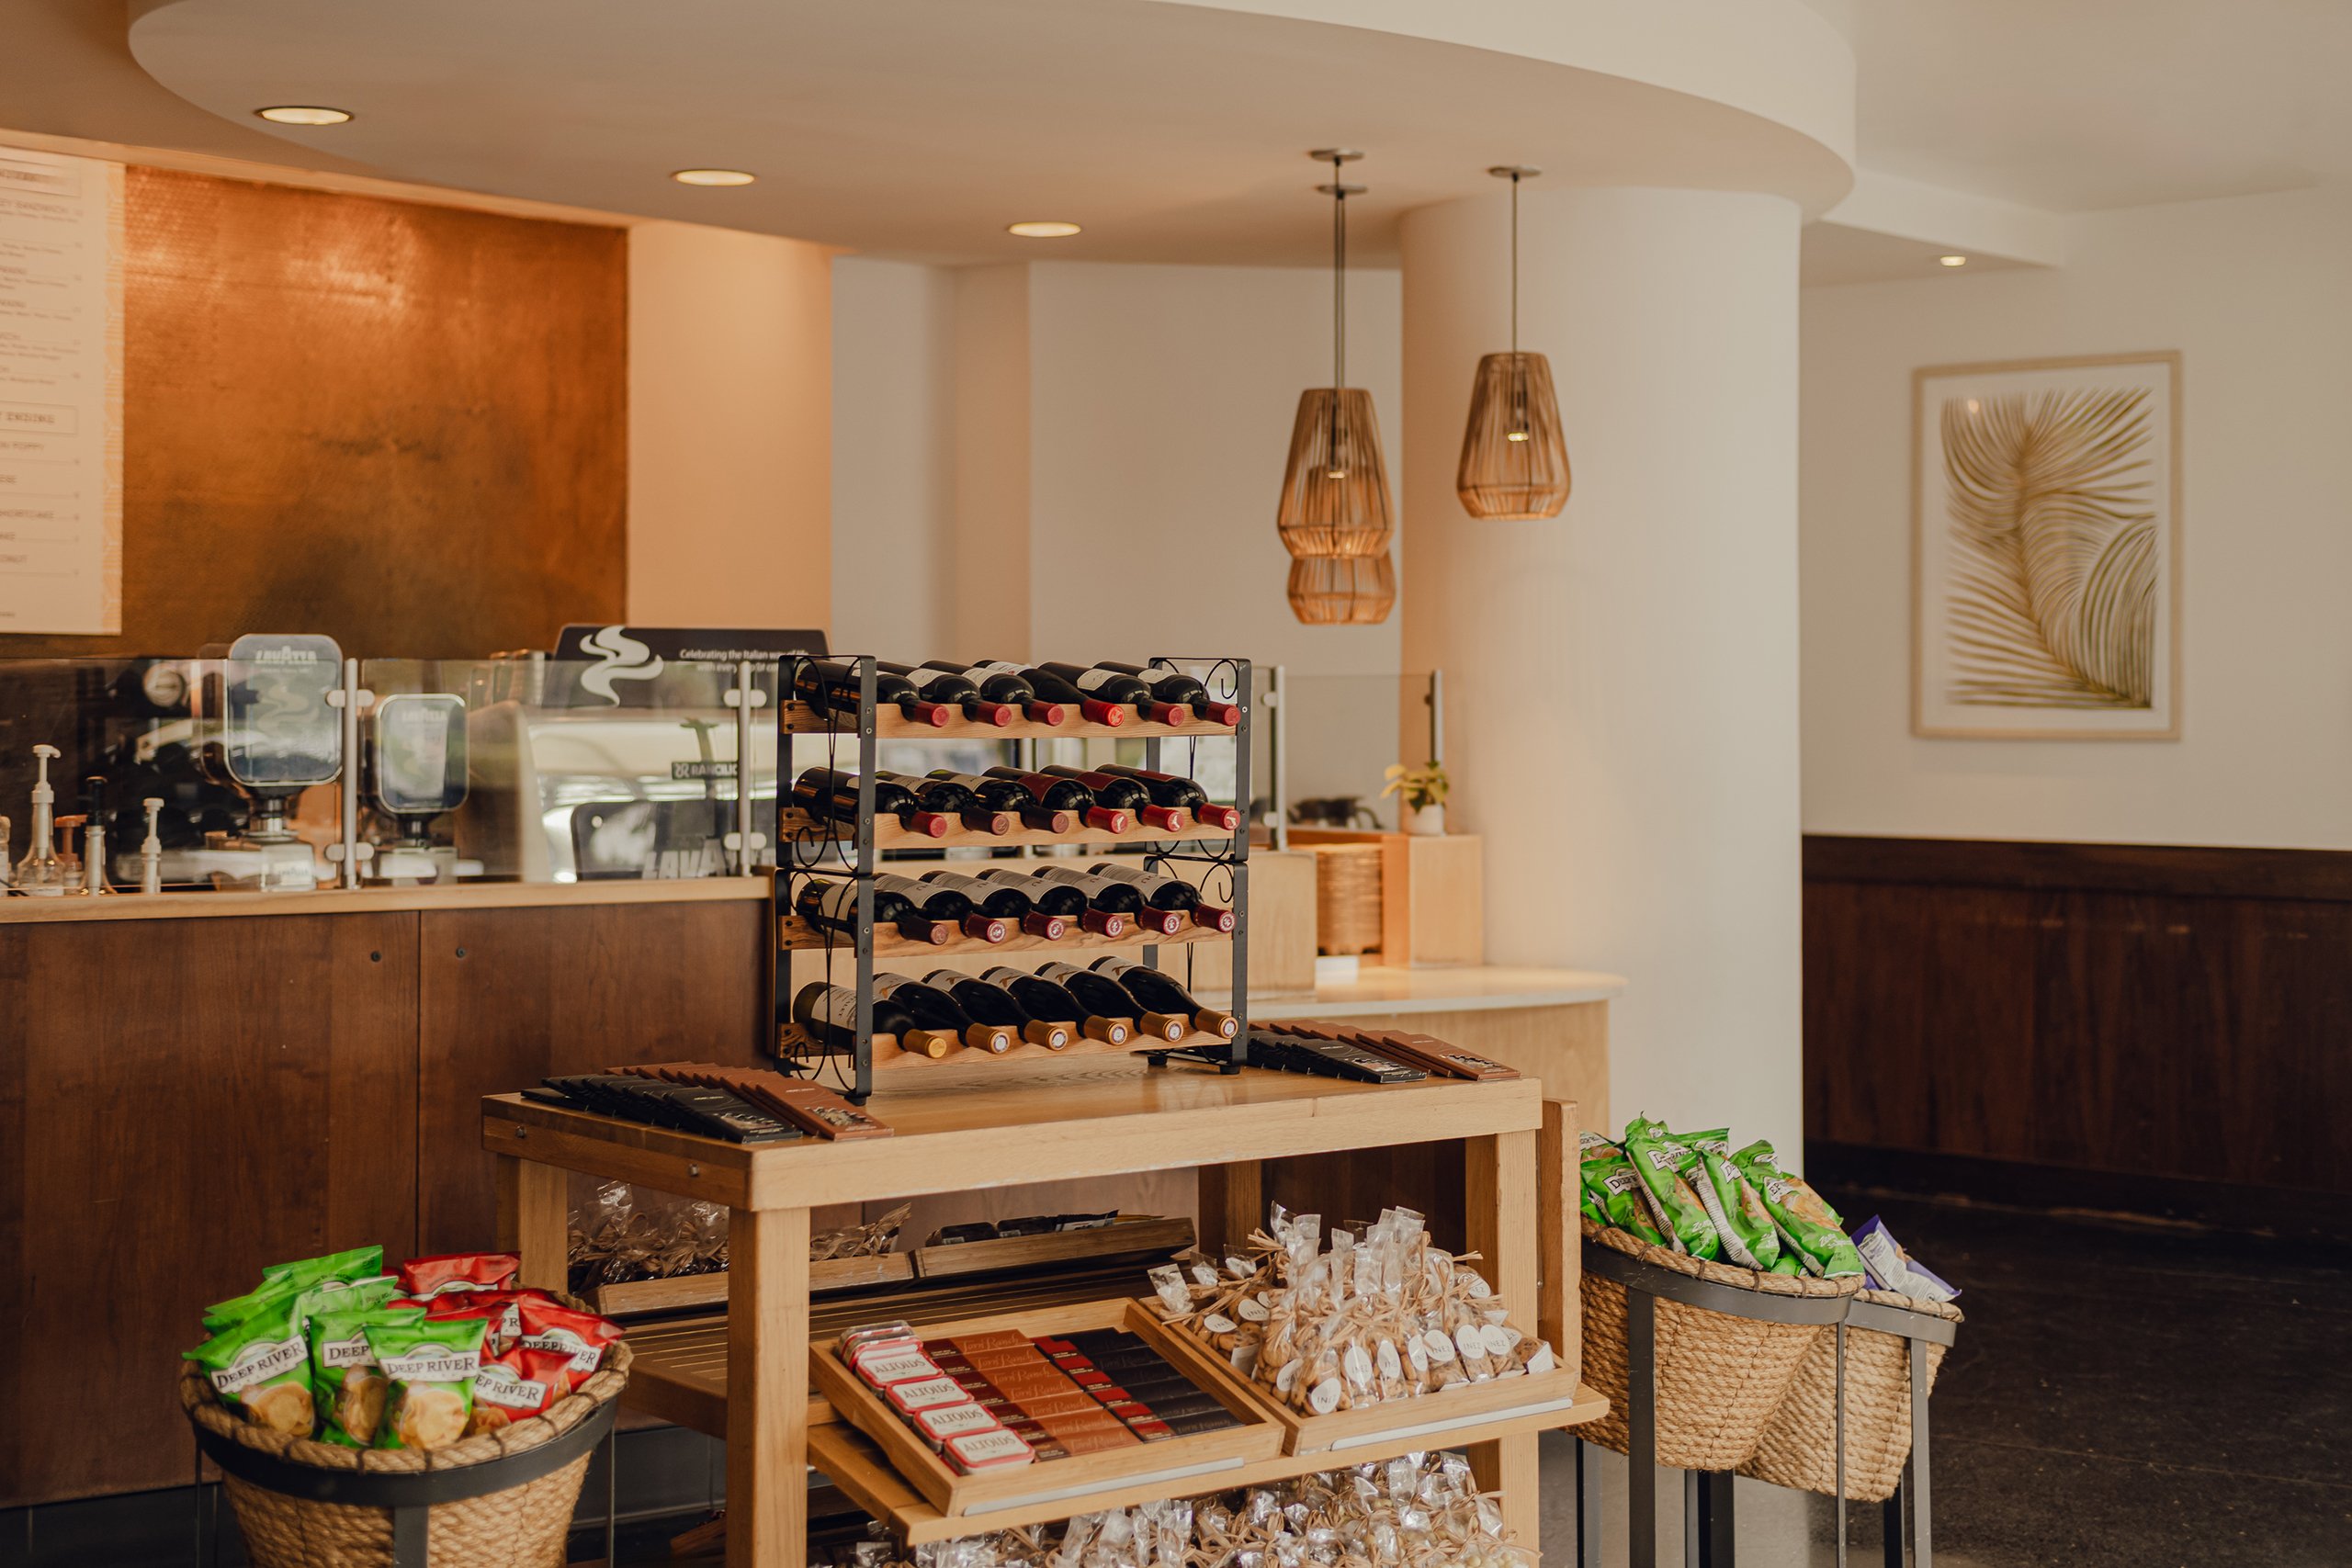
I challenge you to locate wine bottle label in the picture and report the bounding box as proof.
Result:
[870,974,913,998]
[1072,668,1120,694]
[805,987,858,1028]
[968,660,1024,680]
[808,882,861,924]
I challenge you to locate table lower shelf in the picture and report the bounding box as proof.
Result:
[807,1382,1608,1544]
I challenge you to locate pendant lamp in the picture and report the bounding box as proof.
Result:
[1286,551,1396,626]
[1276,150,1394,563]
[1456,166,1570,520]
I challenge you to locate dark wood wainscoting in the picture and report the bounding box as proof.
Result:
[0,897,764,1508]
[1804,836,2352,1205]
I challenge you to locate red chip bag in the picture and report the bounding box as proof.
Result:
[430,1288,554,1356]
[515,1298,624,1390]
[397,1253,520,1300]
[466,1347,574,1436]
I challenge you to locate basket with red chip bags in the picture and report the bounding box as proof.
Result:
[427,1287,556,1356]
[397,1253,521,1301]
[516,1298,625,1391]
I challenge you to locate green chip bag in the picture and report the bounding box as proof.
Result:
[187,1298,316,1437]
[1768,1251,1804,1276]
[1645,1126,1776,1269]
[265,1245,385,1288]
[289,1274,402,1340]
[201,1275,303,1336]
[1577,1131,1668,1246]
[309,1303,425,1449]
[1732,1140,1865,1278]
[367,1315,488,1451]
[1657,1128,1781,1270]
[1622,1117,1719,1260]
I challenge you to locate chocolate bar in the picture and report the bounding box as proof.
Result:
[1344,1030,1519,1081]
[619,1061,893,1140]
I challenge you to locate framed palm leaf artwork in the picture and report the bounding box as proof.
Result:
[1913,351,2182,739]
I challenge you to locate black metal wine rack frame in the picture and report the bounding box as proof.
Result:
[769,655,1252,1101]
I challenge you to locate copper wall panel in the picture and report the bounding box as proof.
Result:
[5,166,626,658]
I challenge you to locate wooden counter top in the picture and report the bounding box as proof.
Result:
[0,875,768,923]
[1224,964,1628,1018]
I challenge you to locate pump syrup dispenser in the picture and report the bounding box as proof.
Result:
[15,744,71,896]
[141,797,164,894]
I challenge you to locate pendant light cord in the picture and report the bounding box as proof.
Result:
[1331,152,1347,394]
[1510,171,1520,358]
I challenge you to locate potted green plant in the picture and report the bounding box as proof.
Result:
[1382,761,1450,836]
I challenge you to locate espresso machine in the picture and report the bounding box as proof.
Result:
[366,692,476,885]
[176,633,344,890]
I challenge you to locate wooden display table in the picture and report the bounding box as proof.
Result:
[484,1061,1604,1568]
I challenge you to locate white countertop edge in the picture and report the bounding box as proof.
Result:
[1205,967,1629,1019]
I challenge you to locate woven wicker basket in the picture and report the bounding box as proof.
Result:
[1312,843,1384,955]
[181,1320,631,1568]
[1579,1221,1862,1472]
[1738,1287,1961,1502]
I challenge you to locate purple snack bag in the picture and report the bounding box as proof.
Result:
[1852,1216,1960,1303]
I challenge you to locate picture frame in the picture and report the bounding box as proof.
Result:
[1912,351,2182,739]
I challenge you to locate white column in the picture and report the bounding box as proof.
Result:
[1401,188,1804,1154]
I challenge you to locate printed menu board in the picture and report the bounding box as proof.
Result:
[0,146,122,635]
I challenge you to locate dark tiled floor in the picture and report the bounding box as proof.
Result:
[1800,1191,2352,1567]
[1536,1191,2352,1568]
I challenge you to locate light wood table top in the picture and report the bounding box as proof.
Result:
[482,1059,1543,1212]
[1232,963,1627,1017]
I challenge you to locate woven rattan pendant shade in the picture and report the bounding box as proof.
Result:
[1457,164,1570,521]
[1286,550,1396,625]
[1277,387,1395,558]
[1457,351,1570,519]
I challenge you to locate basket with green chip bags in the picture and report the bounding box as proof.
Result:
[1577,1119,1864,1472]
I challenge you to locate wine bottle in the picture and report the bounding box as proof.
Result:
[878,771,1012,836]
[873,972,1013,1054]
[927,969,1074,1049]
[1036,961,1178,1042]
[795,876,956,946]
[791,980,956,1058]
[793,658,950,728]
[879,660,1014,727]
[926,771,1075,833]
[876,872,1008,943]
[921,868,1067,938]
[1028,863,1186,936]
[792,767,951,839]
[920,660,1068,726]
[1080,861,1235,932]
[1093,661,1241,726]
[1010,665,1126,727]
[1089,957,1240,1040]
[981,767,1129,832]
[981,866,1127,937]
[1035,663,1189,725]
[1094,765,1243,831]
[1040,766,1188,831]
[982,965,1131,1045]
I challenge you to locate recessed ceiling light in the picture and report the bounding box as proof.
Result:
[1008,220,1082,238]
[255,106,352,126]
[672,168,756,187]
[1939,254,1968,267]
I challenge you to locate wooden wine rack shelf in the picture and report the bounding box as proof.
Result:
[777,1022,1233,1070]
[777,911,1232,958]
[779,698,1238,743]
[777,807,1235,853]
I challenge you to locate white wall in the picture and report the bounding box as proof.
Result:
[1803,186,2352,849]
[1022,261,1402,677]
[830,258,955,655]
[627,220,832,629]
[1404,187,1805,1155]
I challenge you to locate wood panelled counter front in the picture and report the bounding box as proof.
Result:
[0,883,766,1506]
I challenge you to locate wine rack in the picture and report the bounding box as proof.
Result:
[771,656,1252,1100]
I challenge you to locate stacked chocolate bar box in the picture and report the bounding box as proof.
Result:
[837,1321,1238,1473]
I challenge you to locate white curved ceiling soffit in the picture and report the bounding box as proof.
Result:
[125,0,1855,265]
